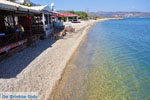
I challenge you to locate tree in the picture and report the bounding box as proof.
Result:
[88,14,103,20]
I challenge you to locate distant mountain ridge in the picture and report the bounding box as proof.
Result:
[89,11,150,18]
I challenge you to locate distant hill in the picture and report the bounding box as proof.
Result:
[89,11,150,18]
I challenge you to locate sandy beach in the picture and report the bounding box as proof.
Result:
[0,18,110,100]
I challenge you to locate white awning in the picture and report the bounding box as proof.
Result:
[29,5,51,14]
[29,5,50,11]
[19,5,40,13]
[0,1,51,14]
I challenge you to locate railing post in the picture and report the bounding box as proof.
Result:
[28,13,32,36]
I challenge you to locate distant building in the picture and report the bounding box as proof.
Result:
[6,0,30,4]
[15,0,30,4]
[15,0,24,3]
[6,0,39,6]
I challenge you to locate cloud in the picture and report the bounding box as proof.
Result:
[125,6,138,11]
[130,6,137,9]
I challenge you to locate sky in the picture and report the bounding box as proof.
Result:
[30,0,150,12]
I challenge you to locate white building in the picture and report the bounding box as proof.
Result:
[15,0,24,3]
[6,0,30,4]
[15,0,30,3]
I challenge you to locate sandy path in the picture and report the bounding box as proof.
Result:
[0,19,106,100]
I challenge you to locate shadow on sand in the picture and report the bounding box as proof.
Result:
[0,38,57,79]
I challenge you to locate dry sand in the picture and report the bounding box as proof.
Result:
[0,19,109,100]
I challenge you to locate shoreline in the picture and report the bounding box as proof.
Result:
[49,21,99,100]
[50,17,150,100]
[49,18,120,100]
[0,18,118,100]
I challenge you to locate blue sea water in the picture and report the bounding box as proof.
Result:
[82,18,150,100]
[59,18,150,100]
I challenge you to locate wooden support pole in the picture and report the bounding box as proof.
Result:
[37,15,40,35]
[42,13,46,32]
[12,12,18,42]
[0,15,5,46]
[28,13,32,36]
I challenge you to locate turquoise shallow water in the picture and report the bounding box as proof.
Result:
[59,18,150,100]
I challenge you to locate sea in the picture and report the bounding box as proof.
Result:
[56,18,150,100]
